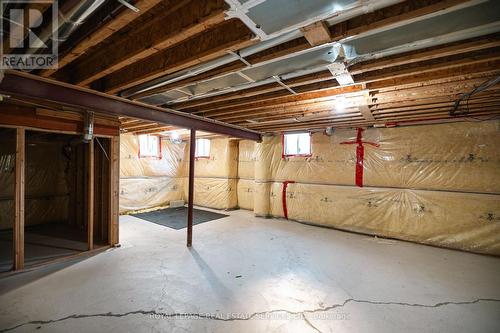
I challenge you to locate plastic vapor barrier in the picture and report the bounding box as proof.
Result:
[120,134,187,213]
[238,140,256,180]
[237,179,255,210]
[249,120,500,255]
[120,134,187,178]
[120,177,185,213]
[269,182,499,254]
[1,138,71,229]
[237,140,257,210]
[255,122,500,192]
[193,138,238,178]
[120,135,240,212]
[189,178,238,210]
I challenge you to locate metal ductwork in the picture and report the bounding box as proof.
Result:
[83,111,94,143]
[31,0,108,53]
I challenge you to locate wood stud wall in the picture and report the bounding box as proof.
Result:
[1,115,120,273]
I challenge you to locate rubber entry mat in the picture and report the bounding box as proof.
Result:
[131,207,228,230]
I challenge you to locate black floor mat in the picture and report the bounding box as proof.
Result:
[131,207,228,230]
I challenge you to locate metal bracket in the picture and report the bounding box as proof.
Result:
[117,0,140,13]
[272,75,297,95]
[327,62,354,85]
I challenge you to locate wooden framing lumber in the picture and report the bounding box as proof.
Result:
[40,0,165,77]
[87,138,94,251]
[109,136,120,246]
[14,128,25,270]
[95,19,256,94]
[133,0,472,100]
[300,21,333,46]
[187,128,195,247]
[57,0,227,86]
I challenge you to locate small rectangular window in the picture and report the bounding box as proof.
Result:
[195,138,210,158]
[139,134,161,158]
[283,132,311,157]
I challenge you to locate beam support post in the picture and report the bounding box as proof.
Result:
[109,135,120,246]
[14,128,25,271]
[87,138,94,250]
[187,128,196,247]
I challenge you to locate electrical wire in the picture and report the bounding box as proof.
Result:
[95,137,110,161]
[451,75,500,117]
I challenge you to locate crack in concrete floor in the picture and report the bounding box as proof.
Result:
[1,298,499,332]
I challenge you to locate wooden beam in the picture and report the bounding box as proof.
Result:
[96,19,256,94]
[40,0,165,77]
[300,21,333,46]
[187,128,195,247]
[57,0,227,86]
[0,71,261,141]
[14,128,25,271]
[87,138,94,251]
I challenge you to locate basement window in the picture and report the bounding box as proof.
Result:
[195,138,210,158]
[283,132,312,157]
[138,134,161,159]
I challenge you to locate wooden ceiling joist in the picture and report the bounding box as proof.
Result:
[40,0,165,78]
[133,0,471,101]
[190,85,364,117]
[55,0,228,86]
[166,37,499,115]
[95,19,256,94]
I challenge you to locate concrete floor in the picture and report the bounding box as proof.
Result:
[0,208,499,332]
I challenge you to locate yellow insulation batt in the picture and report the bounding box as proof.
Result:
[250,120,500,255]
[237,140,257,210]
[120,135,240,212]
[238,140,256,179]
[267,182,500,255]
[193,138,238,178]
[188,178,238,210]
[255,121,500,193]
[1,139,70,229]
[119,177,185,214]
[237,179,255,210]
[120,134,187,178]
[120,134,187,213]
[186,138,239,209]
